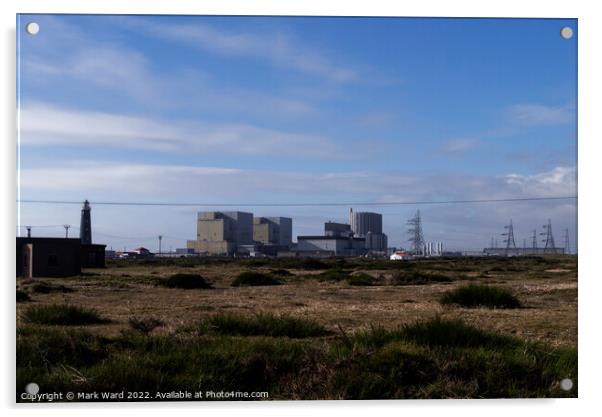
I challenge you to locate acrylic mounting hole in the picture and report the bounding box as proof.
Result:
[560,26,573,40]
[560,378,574,391]
[26,22,39,35]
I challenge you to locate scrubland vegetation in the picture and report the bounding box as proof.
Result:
[16,255,577,400]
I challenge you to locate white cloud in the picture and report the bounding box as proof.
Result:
[21,161,241,194]
[22,44,318,119]
[21,160,576,203]
[19,102,338,158]
[20,17,320,119]
[124,17,359,83]
[503,166,576,197]
[504,103,573,126]
[442,138,480,153]
[19,162,577,250]
[68,47,162,103]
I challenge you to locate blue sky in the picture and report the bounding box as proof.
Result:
[17,15,577,251]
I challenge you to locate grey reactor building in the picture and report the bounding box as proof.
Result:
[186,208,387,257]
[297,209,388,256]
[187,211,292,256]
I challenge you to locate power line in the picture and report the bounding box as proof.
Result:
[16,224,65,228]
[16,196,577,208]
[93,231,157,240]
[161,235,191,241]
[16,225,189,242]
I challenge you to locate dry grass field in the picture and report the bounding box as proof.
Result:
[16,255,577,400]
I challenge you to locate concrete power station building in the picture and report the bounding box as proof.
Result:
[253,217,293,247]
[324,222,353,237]
[187,211,253,255]
[349,209,388,252]
[296,210,389,257]
[187,212,292,255]
[297,222,366,256]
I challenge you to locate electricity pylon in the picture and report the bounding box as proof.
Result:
[407,210,425,255]
[502,219,517,256]
[541,219,557,254]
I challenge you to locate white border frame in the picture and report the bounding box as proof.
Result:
[2,1,600,416]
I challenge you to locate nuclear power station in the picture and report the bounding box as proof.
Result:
[253,217,293,247]
[185,208,390,257]
[349,208,388,252]
[186,211,293,255]
[179,206,571,258]
[294,208,388,256]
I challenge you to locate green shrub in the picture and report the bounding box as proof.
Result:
[17,326,109,366]
[159,274,213,289]
[400,316,518,349]
[16,316,576,400]
[298,258,329,270]
[339,317,518,352]
[27,281,74,294]
[128,316,164,334]
[242,259,269,267]
[329,341,437,399]
[270,269,293,276]
[18,328,311,399]
[391,271,452,285]
[22,304,110,325]
[347,273,376,286]
[271,258,328,270]
[329,317,576,399]
[200,312,330,338]
[317,268,351,282]
[231,271,281,287]
[251,257,328,270]
[440,284,521,309]
[16,290,30,302]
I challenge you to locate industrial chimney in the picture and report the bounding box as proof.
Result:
[80,199,92,245]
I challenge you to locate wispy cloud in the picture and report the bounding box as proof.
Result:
[504,166,576,197]
[22,45,317,119]
[442,138,480,154]
[20,17,320,119]
[19,102,339,158]
[21,161,242,195]
[20,161,577,250]
[435,102,575,157]
[504,103,574,126]
[123,17,359,83]
[21,160,576,203]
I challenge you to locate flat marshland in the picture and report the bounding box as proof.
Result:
[16,255,577,400]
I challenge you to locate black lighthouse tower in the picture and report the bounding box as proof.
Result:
[80,199,92,245]
[79,199,106,268]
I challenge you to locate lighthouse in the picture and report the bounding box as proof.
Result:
[80,199,92,245]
